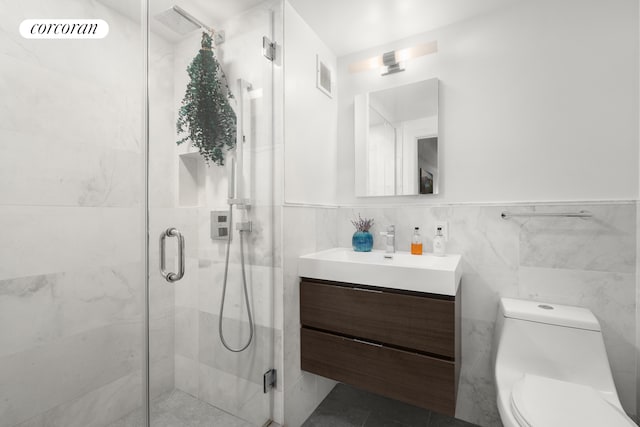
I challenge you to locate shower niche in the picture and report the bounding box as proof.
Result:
[178,152,204,206]
[177,152,253,208]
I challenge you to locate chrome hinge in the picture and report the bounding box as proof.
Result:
[262,36,276,61]
[263,368,277,393]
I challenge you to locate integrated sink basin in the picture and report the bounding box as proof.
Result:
[298,247,461,296]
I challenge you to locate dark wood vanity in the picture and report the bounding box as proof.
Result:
[300,277,460,416]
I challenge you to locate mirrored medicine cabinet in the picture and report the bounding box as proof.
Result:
[354,78,439,197]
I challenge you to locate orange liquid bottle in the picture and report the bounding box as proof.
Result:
[411,227,423,255]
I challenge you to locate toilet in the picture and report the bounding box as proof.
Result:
[493,298,635,427]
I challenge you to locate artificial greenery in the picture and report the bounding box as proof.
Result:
[176,32,236,166]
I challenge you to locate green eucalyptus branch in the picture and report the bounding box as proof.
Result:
[176,32,236,166]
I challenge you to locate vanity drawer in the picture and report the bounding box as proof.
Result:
[300,279,455,358]
[301,327,456,415]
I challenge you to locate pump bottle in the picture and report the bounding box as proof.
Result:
[411,227,423,255]
[433,226,446,256]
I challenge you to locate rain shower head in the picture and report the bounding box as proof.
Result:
[154,5,213,36]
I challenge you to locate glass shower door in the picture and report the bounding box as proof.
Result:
[146,1,278,425]
[0,1,145,427]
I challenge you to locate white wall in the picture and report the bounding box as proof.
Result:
[337,0,639,205]
[280,3,340,425]
[284,1,338,205]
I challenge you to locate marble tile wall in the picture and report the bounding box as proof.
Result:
[168,199,281,426]
[170,233,282,426]
[2,0,282,425]
[164,183,280,426]
[0,0,171,425]
[281,205,339,427]
[332,202,636,427]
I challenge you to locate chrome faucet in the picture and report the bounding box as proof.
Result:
[379,225,396,255]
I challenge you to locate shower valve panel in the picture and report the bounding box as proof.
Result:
[211,210,230,240]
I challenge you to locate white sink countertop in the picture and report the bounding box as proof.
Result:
[298,247,462,296]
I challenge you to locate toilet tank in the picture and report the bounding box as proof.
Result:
[493,298,617,395]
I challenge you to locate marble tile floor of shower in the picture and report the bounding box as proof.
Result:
[302,384,479,427]
[108,389,257,427]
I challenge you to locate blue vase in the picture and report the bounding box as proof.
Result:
[352,231,373,252]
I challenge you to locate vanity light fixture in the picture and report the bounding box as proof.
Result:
[382,51,404,76]
[348,40,438,76]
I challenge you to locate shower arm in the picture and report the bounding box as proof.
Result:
[172,5,215,35]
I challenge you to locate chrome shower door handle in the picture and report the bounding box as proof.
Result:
[159,227,185,283]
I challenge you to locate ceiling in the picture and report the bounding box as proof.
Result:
[100,0,266,24]
[98,0,266,42]
[288,0,518,57]
[98,0,519,48]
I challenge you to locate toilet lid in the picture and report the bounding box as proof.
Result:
[510,374,635,427]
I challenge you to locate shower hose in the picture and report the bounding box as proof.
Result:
[219,204,254,352]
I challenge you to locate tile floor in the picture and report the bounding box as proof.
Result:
[109,384,478,427]
[108,389,254,427]
[302,384,479,427]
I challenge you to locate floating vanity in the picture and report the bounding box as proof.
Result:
[298,248,462,416]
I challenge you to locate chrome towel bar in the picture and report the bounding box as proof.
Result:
[501,210,592,220]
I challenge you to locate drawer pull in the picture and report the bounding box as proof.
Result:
[352,287,383,294]
[353,338,383,347]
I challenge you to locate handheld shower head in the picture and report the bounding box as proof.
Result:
[227,156,236,202]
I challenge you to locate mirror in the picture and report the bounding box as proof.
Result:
[355,78,439,197]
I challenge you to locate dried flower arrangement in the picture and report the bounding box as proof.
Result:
[351,214,374,232]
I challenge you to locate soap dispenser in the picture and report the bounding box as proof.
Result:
[433,226,446,256]
[411,227,423,255]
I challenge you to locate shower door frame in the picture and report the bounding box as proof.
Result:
[141,0,151,425]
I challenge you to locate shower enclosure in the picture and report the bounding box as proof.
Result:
[0,0,281,425]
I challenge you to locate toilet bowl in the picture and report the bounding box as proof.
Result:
[492,298,635,427]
